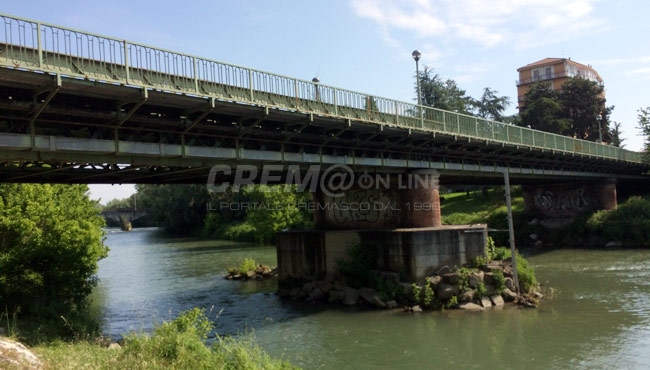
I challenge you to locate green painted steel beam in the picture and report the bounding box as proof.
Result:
[0,12,645,164]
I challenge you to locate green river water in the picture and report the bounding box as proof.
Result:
[92,227,650,369]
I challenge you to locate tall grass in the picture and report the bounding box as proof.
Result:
[33,308,298,370]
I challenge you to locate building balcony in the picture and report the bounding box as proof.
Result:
[516,72,604,87]
[516,72,571,86]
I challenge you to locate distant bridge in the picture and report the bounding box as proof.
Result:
[100,208,149,224]
[0,13,648,186]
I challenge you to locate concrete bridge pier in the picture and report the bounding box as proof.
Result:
[310,170,442,230]
[522,178,617,227]
[276,170,487,285]
[402,170,443,228]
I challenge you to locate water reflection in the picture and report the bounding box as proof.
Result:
[95,228,650,369]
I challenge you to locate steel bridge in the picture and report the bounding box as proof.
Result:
[0,13,648,185]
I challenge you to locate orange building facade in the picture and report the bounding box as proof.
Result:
[516,58,604,111]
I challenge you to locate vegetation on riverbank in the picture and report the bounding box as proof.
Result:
[13,308,295,370]
[0,184,298,369]
[584,196,650,246]
[440,188,650,248]
[0,184,108,344]
[440,187,528,247]
[131,184,311,243]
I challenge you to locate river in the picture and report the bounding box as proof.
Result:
[92,227,650,369]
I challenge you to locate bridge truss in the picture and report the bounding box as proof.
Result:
[0,13,648,185]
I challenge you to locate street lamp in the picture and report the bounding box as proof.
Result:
[412,50,422,107]
[596,114,603,143]
[312,77,320,101]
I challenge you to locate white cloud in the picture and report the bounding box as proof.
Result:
[626,67,650,79]
[596,56,650,66]
[349,0,603,50]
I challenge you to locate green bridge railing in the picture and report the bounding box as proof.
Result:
[0,13,644,164]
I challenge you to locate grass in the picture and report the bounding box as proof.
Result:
[33,336,296,370]
[440,187,524,226]
[5,308,298,370]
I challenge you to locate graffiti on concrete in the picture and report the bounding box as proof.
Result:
[534,188,590,211]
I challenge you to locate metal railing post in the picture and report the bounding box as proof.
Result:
[124,41,130,84]
[193,57,199,93]
[420,105,424,128]
[248,69,254,102]
[37,23,43,69]
[395,101,399,125]
[443,111,446,132]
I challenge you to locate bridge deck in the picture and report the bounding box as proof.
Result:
[0,13,648,184]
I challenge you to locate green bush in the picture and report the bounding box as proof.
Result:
[239,258,257,274]
[586,196,650,246]
[376,278,402,302]
[223,222,258,242]
[422,284,435,308]
[476,282,488,298]
[118,308,297,370]
[410,283,422,305]
[445,295,459,309]
[336,243,379,289]
[490,246,511,261]
[243,185,312,243]
[0,184,107,318]
[492,270,506,294]
[515,253,537,294]
[488,246,537,294]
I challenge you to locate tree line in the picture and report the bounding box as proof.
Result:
[131,184,312,243]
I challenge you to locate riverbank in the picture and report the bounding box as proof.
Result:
[1,308,297,370]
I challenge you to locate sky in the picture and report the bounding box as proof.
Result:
[3,0,648,203]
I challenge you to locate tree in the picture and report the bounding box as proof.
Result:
[519,82,571,134]
[365,96,379,120]
[558,77,609,141]
[135,184,209,235]
[638,107,650,161]
[0,184,107,315]
[417,66,475,114]
[609,121,625,148]
[519,78,611,142]
[243,185,312,243]
[474,87,511,122]
[103,196,133,210]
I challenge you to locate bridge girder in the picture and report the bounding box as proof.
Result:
[0,68,648,186]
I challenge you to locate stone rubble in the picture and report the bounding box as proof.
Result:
[277,260,541,313]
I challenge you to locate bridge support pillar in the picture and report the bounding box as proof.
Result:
[311,170,442,229]
[401,170,442,228]
[277,170,486,286]
[522,178,617,227]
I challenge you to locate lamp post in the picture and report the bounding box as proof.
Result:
[412,50,423,126]
[412,50,422,106]
[312,77,320,101]
[596,114,603,143]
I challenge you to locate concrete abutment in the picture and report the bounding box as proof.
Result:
[276,226,488,285]
[277,170,487,285]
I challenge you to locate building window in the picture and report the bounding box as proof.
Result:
[532,67,553,82]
